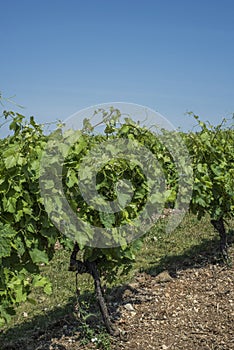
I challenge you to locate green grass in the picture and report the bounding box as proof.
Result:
[0,213,233,348]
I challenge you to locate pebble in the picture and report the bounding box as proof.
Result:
[154,271,174,283]
[124,303,135,312]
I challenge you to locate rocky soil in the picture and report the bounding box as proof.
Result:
[2,250,234,350]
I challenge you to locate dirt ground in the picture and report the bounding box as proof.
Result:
[2,249,234,350]
[112,265,234,350]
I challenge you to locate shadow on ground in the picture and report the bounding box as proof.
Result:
[143,228,234,278]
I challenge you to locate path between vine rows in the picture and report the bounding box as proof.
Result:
[3,247,234,350]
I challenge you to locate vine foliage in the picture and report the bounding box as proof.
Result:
[0,108,233,331]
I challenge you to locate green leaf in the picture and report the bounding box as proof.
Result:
[44,282,52,295]
[0,224,16,258]
[99,212,116,228]
[44,180,55,190]
[3,197,17,213]
[29,248,49,264]
[4,155,17,168]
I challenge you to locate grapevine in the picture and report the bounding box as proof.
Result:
[0,108,233,334]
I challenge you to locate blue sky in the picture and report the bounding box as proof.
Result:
[1,0,234,134]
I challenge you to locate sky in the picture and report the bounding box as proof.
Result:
[1,0,234,136]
